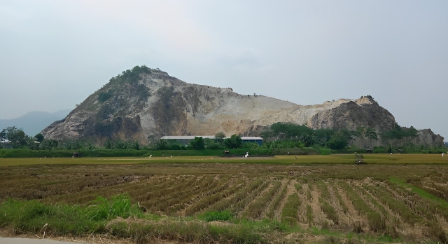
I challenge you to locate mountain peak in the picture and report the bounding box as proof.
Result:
[355,95,377,105]
[41,66,444,147]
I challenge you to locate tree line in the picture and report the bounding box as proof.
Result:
[153,133,243,150]
[0,122,443,154]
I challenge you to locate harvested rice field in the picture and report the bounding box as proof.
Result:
[1,154,447,243]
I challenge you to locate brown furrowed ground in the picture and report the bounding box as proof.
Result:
[1,155,448,243]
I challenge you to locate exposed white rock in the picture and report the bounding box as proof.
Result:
[41,68,444,147]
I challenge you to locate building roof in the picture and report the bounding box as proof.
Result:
[160,136,215,140]
[160,136,263,140]
[241,137,263,140]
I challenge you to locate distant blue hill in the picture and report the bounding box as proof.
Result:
[0,109,71,136]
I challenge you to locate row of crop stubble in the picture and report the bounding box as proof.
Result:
[0,155,448,243]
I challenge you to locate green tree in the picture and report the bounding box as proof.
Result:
[327,131,349,150]
[155,139,168,150]
[104,140,112,149]
[205,138,223,150]
[190,137,205,150]
[365,128,378,140]
[147,135,157,145]
[133,141,140,150]
[165,140,184,150]
[313,128,336,147]
[224,134,242,149]
[35,133,44,143]
[27,135,40,150]
[98,92,113,103]
[242,142,260,149]
[215,132,226,144]
[269,122,315,146]
[382,123,418,147]
[406,126,418,137]
[6,127,27,148]
[0,129,6,140]
[260,130,273,141]
[355,126,366,137]
[41,139,58,150]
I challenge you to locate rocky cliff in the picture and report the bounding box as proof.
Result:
[42,66,444,147]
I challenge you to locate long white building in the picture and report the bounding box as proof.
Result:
[160,136,263,145]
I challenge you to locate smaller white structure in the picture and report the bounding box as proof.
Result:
[0,139,12,149]
[244,152,249,158]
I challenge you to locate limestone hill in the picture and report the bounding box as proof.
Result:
[41,66,444,147]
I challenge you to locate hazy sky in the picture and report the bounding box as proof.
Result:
[1,1,447,139]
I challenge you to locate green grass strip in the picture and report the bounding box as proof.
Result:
[389,177,448,209]
[281,193,301,226]
[0,194,142,235]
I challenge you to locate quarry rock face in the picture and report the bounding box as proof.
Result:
[42,67,444,147]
